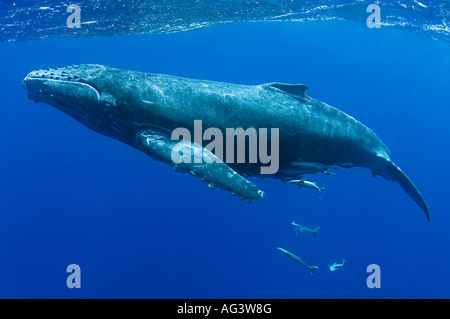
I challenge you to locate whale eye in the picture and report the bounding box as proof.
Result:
[103,101,115,110]
[100,93,117,110]
[101,99,116,112]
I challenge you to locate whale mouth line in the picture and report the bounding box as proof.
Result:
[23,76,101,102]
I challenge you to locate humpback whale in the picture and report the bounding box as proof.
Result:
[22,64,429,220]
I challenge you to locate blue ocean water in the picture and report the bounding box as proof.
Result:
[1,4,450,299]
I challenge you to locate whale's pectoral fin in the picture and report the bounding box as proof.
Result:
[138,130,264,202]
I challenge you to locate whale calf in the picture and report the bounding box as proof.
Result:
[22,64,429,220]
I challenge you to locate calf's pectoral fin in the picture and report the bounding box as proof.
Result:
[138,130,264,202]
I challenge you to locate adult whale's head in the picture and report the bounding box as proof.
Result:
[22,64,163,145]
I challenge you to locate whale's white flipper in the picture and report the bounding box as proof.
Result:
[138,130,264,202]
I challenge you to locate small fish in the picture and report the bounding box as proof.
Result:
[328,259,345,271]
[291,221,320,236]
[288,179,325,197]
[276,247,318,275]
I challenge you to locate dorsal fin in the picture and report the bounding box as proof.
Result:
[265,82,308,97]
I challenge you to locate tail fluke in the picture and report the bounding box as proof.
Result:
[312,227,320,236]
[383,160,430,221]
[309,266,319,275]
[318,187,325,199]
[372,155,430,221]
